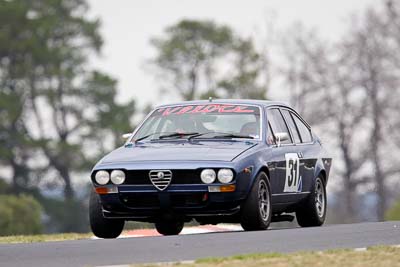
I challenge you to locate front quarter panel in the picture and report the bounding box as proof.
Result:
[231,142,273,200]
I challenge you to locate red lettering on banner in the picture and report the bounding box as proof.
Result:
[176,106,194,114]
[159,105,255,115]
[219,105,236,112]
[201,104,219,113]
[232,106,254,113]
[162,107,182,116]
[189,105,206,113]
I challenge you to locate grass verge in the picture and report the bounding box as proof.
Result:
[136,245,400,267]
[0,232,93,243]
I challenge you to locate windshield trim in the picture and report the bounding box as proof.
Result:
[127,103,264,143]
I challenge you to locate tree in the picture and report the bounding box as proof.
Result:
[150,20,233,100]
[0,0,136,232]
[217,37,267,99]
[0,0,40,193]
[279,1,400,221]
[83,71,136,152]
[279,24,369,222]
[348,2,400,220]
[0,194,43,236]
[150,19,268,100]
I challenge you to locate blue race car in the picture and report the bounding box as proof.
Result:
[89,100,332,237]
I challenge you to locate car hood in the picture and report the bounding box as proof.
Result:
[100,141,258,164]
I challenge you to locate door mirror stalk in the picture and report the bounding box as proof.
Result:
[275,132,289,147]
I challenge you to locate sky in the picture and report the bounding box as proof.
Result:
[87,0,379,109]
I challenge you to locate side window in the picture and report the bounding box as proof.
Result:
[292,114,313,143]
[281,110,301,144]
[267,108,292,144]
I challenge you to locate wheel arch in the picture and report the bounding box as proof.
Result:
[243,165,271,198]
[314,158,328,186]
[318,169,327,185]
[257,166,271,181]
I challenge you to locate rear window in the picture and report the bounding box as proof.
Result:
[292,115,313,143]
[281,110,301,144]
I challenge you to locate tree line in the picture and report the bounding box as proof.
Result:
[1,0,400,235]
[0,0,134,233]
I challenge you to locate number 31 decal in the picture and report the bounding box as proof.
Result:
[284,153,302,193]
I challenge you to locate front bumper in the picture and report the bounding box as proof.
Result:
[97,184,243,219]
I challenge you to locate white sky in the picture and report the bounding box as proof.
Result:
[87,0,379,109]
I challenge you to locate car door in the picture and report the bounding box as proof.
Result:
[265,108,298,204]
[280,109,308,194]
[290,112,317,194]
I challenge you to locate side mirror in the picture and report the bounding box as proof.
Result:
[274,132,289,147]
[122,133,132,140]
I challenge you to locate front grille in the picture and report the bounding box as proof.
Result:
[125,170,201,185]
[149,170,172,191]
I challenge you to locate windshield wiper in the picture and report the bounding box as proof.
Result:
[188,132,216,140]
[158,132,199,139]
[212,133,254,139]
[136,131,253,143]
[134,131,176,143]
[135,132,199,143]
[189,132,254,140]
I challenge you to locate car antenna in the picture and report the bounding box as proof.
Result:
[209,97,213,102]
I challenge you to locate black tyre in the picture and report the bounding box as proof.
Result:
[240,172,272,231]
[296,176,327,227]
[89,190,124,238]
[155,220,184,236]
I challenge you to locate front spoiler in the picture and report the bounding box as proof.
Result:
[102,205,241,220]
[98,184,243,219]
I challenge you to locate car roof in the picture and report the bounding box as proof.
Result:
[155,99,290,109]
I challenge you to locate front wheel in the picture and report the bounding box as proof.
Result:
[296,176,327,227]
[240,172,272,231]
[89,190,124,238]
[155,220,184,236]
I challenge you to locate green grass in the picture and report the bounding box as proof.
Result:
[0,232,93,243]
[0,222,157,244]
[134,245,400,267]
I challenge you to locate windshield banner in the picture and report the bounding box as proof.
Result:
[157,105,258,116]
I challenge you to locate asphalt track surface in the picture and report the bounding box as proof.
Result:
[0,221,399,267]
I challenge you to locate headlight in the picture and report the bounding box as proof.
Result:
[201,169,216,184]
[95,170,110,185]
[110,170,126,185]
[218,169,234,183]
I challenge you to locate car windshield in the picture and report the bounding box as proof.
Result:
[133,104,261,141]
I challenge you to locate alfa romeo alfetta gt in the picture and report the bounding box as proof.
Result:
[89,100,332,237]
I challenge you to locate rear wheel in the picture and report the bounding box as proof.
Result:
[89,190,124,238]
[296,176,326,227]
[155,220,184,236]
[240,172,272,231]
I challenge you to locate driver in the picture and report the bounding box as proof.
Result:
[173,114,208,133]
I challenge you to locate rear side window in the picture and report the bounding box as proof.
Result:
[292,115,313,143]
[267,108,292,144]
[281,110,301,144]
